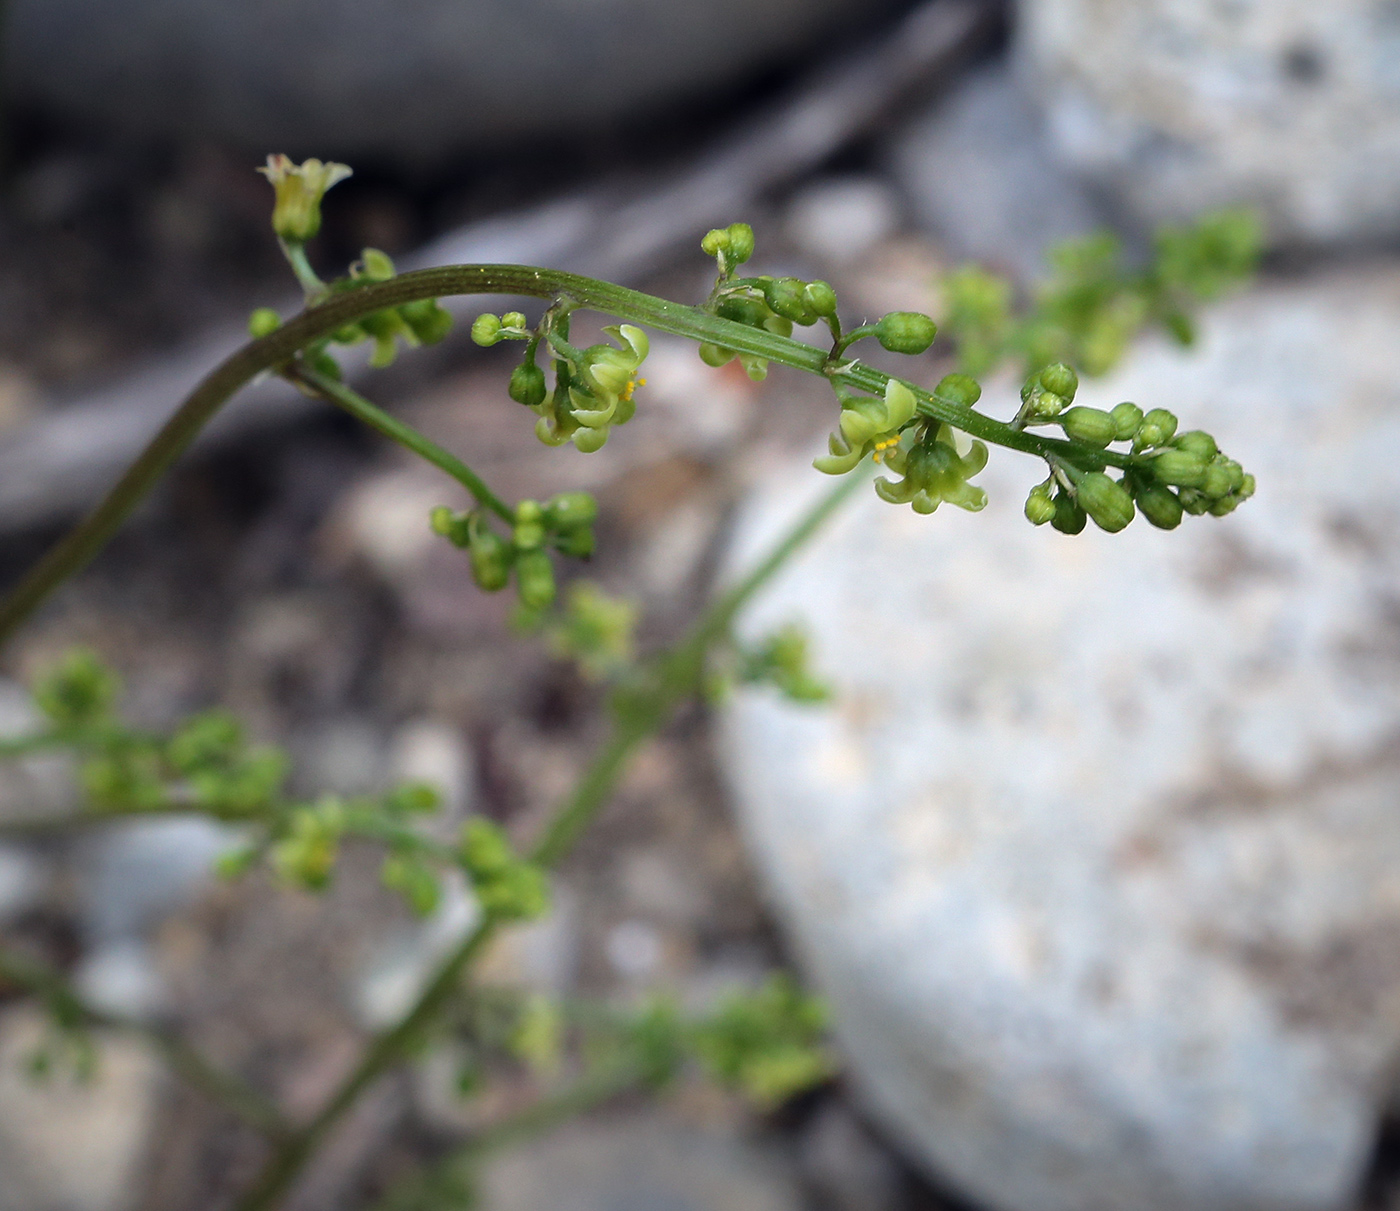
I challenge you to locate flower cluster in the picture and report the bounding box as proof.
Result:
[474,316,650,454]
[431,491,599,610]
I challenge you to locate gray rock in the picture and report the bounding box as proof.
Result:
[719,264,1400,1211]
[0,844,50,925]
[479,1115,800,1211]
[78,817,233,945]
[1015,0,1400,245]
[6,0,901,164]
[0,1007,163,1211]
[888,62,1105,282]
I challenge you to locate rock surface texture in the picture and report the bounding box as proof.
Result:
[6,0,899,163]
[720,266,1400,1211]
[1015,0,1400,244]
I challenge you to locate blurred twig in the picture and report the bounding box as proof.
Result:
[0,944,291,1137]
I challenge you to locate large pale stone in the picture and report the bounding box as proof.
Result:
[4,0,900,164]
[719,265,1400,1211]
[1015,0,1400,244]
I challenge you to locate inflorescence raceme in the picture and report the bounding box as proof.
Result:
[242,157,1257,615]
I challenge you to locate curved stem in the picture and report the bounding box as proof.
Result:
[0,264,1123,651]
[289,367,515,522]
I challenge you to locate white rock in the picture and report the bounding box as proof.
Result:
[1016,0,1400,244]
[0,1007,162,1211]
[74,939,165,1021]
[888,63,1103,281]
[784,177,902,265]
[78,817,233,945]
[479,1115,800,1211]
[0,844,48,924]
[719,265,1400,1211]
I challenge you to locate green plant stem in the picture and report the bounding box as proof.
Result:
[374,1061,641,1211]
[289,367,515,522]
[233,467,862,1211]
[0,945,288,1136]
[0,264,1131,651]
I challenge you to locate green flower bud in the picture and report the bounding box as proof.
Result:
[1133,408,1178,449]
[471,314,503,346]
[1239,473,1256,499]
[468,526,512,592]
[1051,490,1087,535]
[543,492,598,530]
[501,311,528,331]
[876,311,937,355]
[1172,430,1218,460]
[740,355,768,381]
[572,426,609,453]
[552,526,595,559]
[1209,494,1242,517]
[1077,472,1135,532]
[803,280,838,318]
[1024,483,1057,526]
[1038,363,1079,400]
[248,307,281,339]
[727,223,755,263]
[1060,406,1117,447]
[513,500,546,550]
[257,154,351,243]
[1178,488,1212,515]
[935,373,981,407]
[698,342,736,367]
[701,228,731,257]
[1136,483,1183,530]
[1201,460,1234,500]
[430,506,469,546]
[717,296,767,327]
[509,361,547,407]
[515,550,557,610]
[1111,402,1144,441]
[399,299,453,345]
[762,313,793,338]
[1153,448,1207,488]
[763,277,817,325]
[360,247,395,281]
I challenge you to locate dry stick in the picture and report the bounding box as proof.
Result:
[232,468,868,1211]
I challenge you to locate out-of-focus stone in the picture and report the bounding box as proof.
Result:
[6,0,902,165]
[479,1115,801,1211]
[719,265,1400,1211]
[390,717,475,826]
[798,1100,903,1211]
[0,1007,162,1211]
[0,844,49,924]
[0,679,77,824]
[888,62,1103,281]
[78,818,232,945]
[1016,0,1400,245]
[785,177,902,265]
[74,939,164,1021]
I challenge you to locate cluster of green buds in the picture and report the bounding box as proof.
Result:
[545,581,638,681]
[474,312,650,455]
[1019,365,1254,533]
[458,818,549,922]
[431,491,598,609]
[734,624,830,703]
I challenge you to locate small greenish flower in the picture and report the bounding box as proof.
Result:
[257,155,352,243]
[873,423,987,515]
[813,379,917,475]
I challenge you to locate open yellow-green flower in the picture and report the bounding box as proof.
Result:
[258,154,353,243]
[812,378,917,475]
[535,324,649,452]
